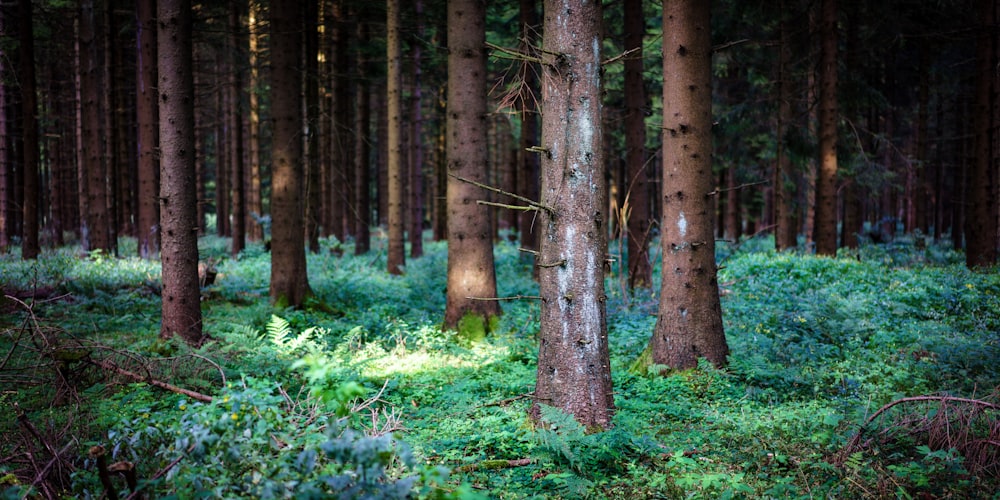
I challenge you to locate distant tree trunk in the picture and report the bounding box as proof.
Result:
[354,21,372,255]
[80,0,113,252]
[517,0,540,258]
[409,0,425,258]
[813,0,838,255]
[269,0,312,306]
[531,0,614,431]
[774,5,795,251]
[215,51,229,238]
[304,0,320,253]
[914,46,930,235]
[247,2,263,242]
[386,0,406,274]
[230,1,247,257]
[966,0,999,268]
[136,0,159,259]
[333,0,351,243]
[0,5,8,253]
[647,0,728,370]
[158,0,203,344]
[18,0,39,260]
[433,84,448,242]
[841,181,860,248]
[624,0,651,288]
[103,0,120,255]
[443,0,501,332]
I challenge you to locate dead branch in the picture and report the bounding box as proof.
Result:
[87,358,213,403]
[456,458,534,473]
[602,46,640,66]
[466,295,542,301]
[449,174,555,214]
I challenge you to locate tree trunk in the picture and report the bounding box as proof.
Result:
[774,4,795,251]
[813,0,838,255]
[80,0,112,252]
[354,21,372,255]
[0,5,9,253]
[333,1,352,243]
[386,0,406,274]
[247,2,263,241]
[158,0,203,344]
[531,0,614,431]
[648,0,728,371]
[517,0,540,264]
[18,0,39,260]
[230,1,247,257]
[624,0,651,289]
[304,0,320,253]
[136,0,159,259]
[269,0,311,306]
[443,0,501,333]
[409,0,426,258]
[966,0,999,268]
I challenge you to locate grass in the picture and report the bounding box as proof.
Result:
[1,233,998,498]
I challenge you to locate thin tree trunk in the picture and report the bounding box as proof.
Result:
[0,5,9,253]
[386,0,405,274]
[103,0,120,255]
[648,0,728,370]
[966,0,999,268]
[230,0,246,257]
[624,0,651,288]
[136,0,159,259]
[269,0,312,305]
[409,0,425,258]
[774,4,795,251]
[19,0,39,259]
[813,0,838,255]
[517,0,539,259]
[247,2,263,241]
[443,0,501,332]
[158,0,203,344]
[304,0,320,253]
[354,21,372,255]
[531,0,614,431]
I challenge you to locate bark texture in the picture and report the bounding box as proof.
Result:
[532,0,614,431]
[269,0,311,306]
[19,0,39,260]
[813,0,838,255]
[624,0,651,288]
[354,21,372,255]
[80,0,112,252]
[136,0,159,259]
[158,0,202,344]
[444,0,501,332]
[650,0,728,370]
[966,0,999,268]
[386,0,406,274]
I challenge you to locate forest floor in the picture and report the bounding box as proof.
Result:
[1,234,998,498]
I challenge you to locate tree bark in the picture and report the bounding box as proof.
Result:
[80,0,112,253]
[386,0,406,274]
[354,20,372,255]
[966,0,999,268]
[649,0,728,370]
[18,0,39,260]
[443,0,501,333]
[0,5,9,253]
[531,0,614,431]
[774,4,795,251]
[517,0,540,258]
[136,0,159,259]
[269,0,312,306]
[229,1,246,257]
[813,0,838,255]
[158,0,203,344]
[409,0,426,258]
[624,0,651,289]
[247,2,263,241]
[304,0,320,254]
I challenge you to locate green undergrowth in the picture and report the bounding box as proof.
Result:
[1,234,998,498]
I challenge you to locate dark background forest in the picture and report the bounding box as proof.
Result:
[1,0,998,498]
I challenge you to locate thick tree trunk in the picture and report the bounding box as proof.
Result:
[813,0,838,255]
[19,0,39,260]
[624,0,651,289]
[269,0,311,306]
[517,0,540,257]
[229,1,246,257]
[649,0,728,371]
[443,0,501,332]
[966,0,999,268]
[80,0,112,252]
[531,0,614,431]
[158,0,202,344]
[386,0,406,274]
[136,0,159,259]
[354,21,372,255]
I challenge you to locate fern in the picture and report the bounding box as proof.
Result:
[266,314,292,345]
[535,404,587,472]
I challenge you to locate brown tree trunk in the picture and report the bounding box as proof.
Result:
[136,0,159,259]
[354,20,372,255]
[80,0,112,252]
[247,2,263,241]
[517,0,540,259]
[386,0,406,274]
[158,0,202,344]
[269,0,312,306]
[624,0,651,288]
[648,0,728,370]
[230,1,247,257]
[841,181,860,248]
[408,0,426,257]
[214,52,229,238]
[0,6,9,253]
[333,1,352,243]
[18,0,39,260]
[966,0,999,268]
[443,0,501,333]
[531,0,614,431]
[103,0,120,255]
[813,0,838,255]
[304,1,320,254]
[774,5,795,251]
